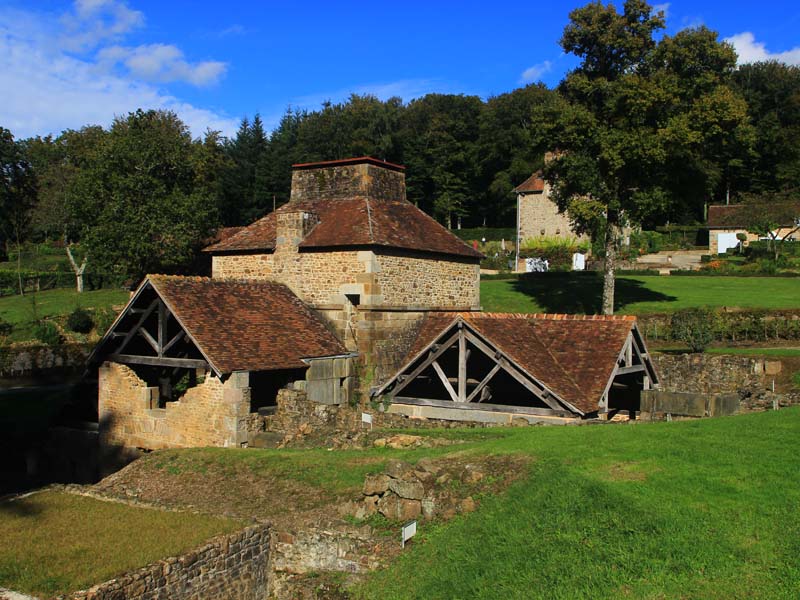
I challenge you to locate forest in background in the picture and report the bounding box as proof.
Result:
[1,20,799,282]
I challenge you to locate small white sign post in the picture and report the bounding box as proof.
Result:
[361,412,373,430]
[401,520,417,548]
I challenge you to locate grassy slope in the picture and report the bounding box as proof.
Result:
[705,347,800,357]
[355,410,800,599]
[0,288,129,342]
[0,491,241,597]
[481,275,800,314]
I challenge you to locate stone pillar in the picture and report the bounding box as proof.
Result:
[222,370,251,447]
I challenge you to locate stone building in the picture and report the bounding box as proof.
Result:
[514,171,590,250]
[92,156,659,450]
[92,157,483,450]
[203,157,483,379]
[707,201,800,254]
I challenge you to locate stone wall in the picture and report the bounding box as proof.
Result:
[652,353,776,396]
[98,362,250,450]
[0,343,91,378]
[213,249,479,311]
[290,161,406,203]
[67,524,271,600]
[211,253,273,281]
[518,187,589,242]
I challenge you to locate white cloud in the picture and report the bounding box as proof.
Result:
[724,31,800,66]
[519,61,552,84]
[0,4,237,139]
[652,3,670,18]
[60,0,144,52]
[98,43,227,86]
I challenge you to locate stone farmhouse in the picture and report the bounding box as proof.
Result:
[91,157,658,451]
[707,201,800,254]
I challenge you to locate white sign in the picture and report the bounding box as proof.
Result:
[361,412,372,425]
[402,520,417,548]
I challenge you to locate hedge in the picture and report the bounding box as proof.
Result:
[640,308,800,344]
[452,228,516,242]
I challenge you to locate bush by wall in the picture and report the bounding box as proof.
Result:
[67,308,94,334]
[33,321,63,346]
[641,309,800,344]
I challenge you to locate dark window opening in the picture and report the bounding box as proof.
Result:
[345,293,361,307]
[608,372,646,414]
[249,369,305,413]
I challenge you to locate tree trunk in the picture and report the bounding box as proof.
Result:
[15,233,23,297]
[66,245,88,293]
[601,217,620,315]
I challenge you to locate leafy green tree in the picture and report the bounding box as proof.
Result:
[0,127,37,292]
[68,109,219,282]
[544,0,752,314]
[733,61,800,195]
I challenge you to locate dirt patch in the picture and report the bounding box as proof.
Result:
[601,461,652,482]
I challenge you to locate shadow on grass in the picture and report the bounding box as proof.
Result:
[512,273,676,313]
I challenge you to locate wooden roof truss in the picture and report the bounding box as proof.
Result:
[599,324,659,411]
[90,281,214,374]
[372,317,579,417]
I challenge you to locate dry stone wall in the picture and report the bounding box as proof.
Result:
[65,524,271,600]
[652,353,774,396]
[211,253,273,281]
[98,363,250,450]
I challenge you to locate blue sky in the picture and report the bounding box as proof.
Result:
[2,0,799,139]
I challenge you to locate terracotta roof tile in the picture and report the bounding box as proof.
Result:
[514,172,545,193]
[204,197,482,259]
[707,202,800,228]
[148,275,346,373]
[404,313,636,414]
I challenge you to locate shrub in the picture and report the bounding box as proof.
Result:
[34,321,63,346]
[0,317,11,337]
[670,308,716,352]
[66,307,94,333]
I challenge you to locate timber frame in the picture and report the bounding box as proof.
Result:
[371,316,583,417]
[89,280,217,376]
[599,323,659,412]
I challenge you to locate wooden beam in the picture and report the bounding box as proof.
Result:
[115,299,158,354]
[109,353,208,369]
[462,330,562,410]
[157,301,168,357]
[431,359,459,402]
[389,330,460,397]
[138,327,159,353]
[467,362,502,403]
[393,396,575,418]
[616,364,646,375]
[458,329,467,402]
[162,330,186,355]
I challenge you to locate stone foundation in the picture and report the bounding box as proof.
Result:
[66,524,271,600]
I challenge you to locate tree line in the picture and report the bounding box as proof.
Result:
[1,0,798,297]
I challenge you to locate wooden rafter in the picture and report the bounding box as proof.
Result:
[376,317,570,413]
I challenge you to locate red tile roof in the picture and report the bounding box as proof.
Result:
[404,313,637,414]
[204,197,483,259]
[707,202,800,228]
[148,275,346,374]
[514,172,545,193]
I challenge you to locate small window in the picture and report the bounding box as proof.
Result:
[345,293,361,306]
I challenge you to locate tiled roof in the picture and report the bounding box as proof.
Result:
[148,275,346,374]
[514,172,545,193]
[204,198,483,259]
[707,202,800,228]
[405,313,636,414]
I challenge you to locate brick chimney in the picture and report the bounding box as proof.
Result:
[289,156,406,203]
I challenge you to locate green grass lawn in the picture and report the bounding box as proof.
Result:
[0,491,242,597]
[481,274,800,314]
[353,409,800,599]
[0,288,128,343]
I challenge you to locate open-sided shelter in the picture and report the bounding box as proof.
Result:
[372,313,658,424]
